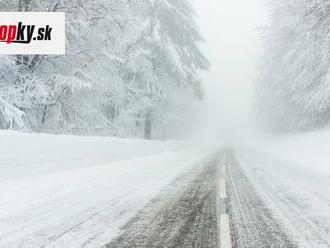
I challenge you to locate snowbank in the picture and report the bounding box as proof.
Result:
[0,130,215,248]
[239,129,330,175]
[0,130,186,182]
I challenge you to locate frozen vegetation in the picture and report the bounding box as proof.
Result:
[257,0,330,132]
[0,0,209,140]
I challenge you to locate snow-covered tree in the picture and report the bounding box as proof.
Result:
[257,0,330,132]
[121,0,209,139]
[0,0,209,139]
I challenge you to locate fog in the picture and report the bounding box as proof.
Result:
[194,0,268,141]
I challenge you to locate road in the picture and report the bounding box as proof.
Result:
[3,148,327,248]
[104,151,297,248]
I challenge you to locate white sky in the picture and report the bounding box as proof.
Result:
[193,0,268,140]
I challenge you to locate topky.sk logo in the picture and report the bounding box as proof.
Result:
[0,22,53,44]
[0,12,65,54]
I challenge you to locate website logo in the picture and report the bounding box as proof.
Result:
[0,12,65,54]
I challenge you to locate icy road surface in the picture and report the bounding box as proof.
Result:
[106,149,330,248]
[106,151,296,248]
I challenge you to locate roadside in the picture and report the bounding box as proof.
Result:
[0,131,215,248]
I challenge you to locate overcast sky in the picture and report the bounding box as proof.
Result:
[193,0,268,140]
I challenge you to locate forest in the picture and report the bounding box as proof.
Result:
[257,0,330,132]
[0,0,209,139]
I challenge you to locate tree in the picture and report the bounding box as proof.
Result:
[122,0,209,139]
[257,0,330,132]
[0,0,209,139]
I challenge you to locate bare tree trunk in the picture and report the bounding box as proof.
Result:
[144,110,152,140]
[41,105,48,125]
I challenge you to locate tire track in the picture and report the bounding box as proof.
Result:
[104,156,219,248]
[226,152,297,248]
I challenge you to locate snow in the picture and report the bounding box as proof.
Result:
[235,129,330,247]
[240,130,330,175]
[0,131,214,248]
[0,131,183,182]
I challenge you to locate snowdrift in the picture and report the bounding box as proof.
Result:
[0,130,214,248]
[240,129,330,175]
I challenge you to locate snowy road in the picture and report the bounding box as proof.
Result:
[226,151,297,248]
[236,148,330,248]
[106,155,219,248]
[104,151,298,248]
[2,134,330,248]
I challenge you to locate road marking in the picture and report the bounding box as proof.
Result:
[222,153,227,165]
[219,153,232,247]
[220,214,232,248]
[220,177,227,199]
